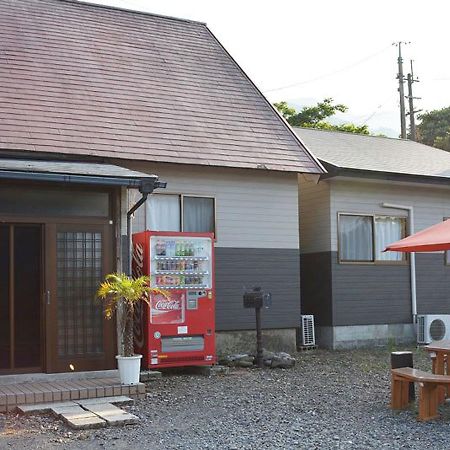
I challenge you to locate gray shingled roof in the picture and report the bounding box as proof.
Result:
[0,0,323,174]
[294,127,450,179]
[0,158,155,179]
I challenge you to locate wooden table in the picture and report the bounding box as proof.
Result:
[424,340,450,403]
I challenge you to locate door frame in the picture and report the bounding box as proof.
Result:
[45,223,116,373]
[0,223,44,375]
[0,183,118,374]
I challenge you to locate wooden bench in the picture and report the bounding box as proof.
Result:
[391,367,450,421]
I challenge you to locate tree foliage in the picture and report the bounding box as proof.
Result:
[274,98,370,135]
[97,273,168,357]
[416,106,450,151]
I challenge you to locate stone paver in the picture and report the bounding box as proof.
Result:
[84,402,140,426]
[102,412,139,426]
[75,395,133,406]
[84,403,124,416]
[17,401,74,415]
[51,404,85,417]
[64,414,106,430]
[16,396,138,429]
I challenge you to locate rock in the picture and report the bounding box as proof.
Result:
[270,354,295,369]
[219,354,255,367]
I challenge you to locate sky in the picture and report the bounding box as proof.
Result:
[86,0,450,136]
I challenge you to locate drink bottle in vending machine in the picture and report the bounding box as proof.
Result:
[132,231,216,369]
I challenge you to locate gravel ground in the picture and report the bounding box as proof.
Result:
[2,346,450,449]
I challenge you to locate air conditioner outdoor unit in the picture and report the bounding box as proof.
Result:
[417,314,450,344]
[300,314,315,346]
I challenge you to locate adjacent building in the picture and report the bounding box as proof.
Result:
[296,127,450,349]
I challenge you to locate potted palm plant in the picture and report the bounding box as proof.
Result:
[97,273,167,384]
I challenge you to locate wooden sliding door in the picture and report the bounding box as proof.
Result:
[45,224,115,373]
[0,224,43,374]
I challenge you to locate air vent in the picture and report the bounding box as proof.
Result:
[430,319,446,341]
[300,315,315,346]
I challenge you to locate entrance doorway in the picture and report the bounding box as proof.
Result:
[0,224,42,373]
[45,224,115,373]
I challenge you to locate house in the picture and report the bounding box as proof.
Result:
[295,127,450,349]
[0,0,323,375]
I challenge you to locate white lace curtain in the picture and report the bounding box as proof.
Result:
[375,216,404,261]
[339,215,373,261]
[147,194,181,231]
[146,194,214,233]
[339,215,404,261]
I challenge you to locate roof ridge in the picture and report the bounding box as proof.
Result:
[294,126,449,150]
[293,126,397,140]
[56,0,207,26]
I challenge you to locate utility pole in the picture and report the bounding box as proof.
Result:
[393,41,409,139]
[406,60,421,141]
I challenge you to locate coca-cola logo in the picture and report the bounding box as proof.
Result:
[155,300,181,311]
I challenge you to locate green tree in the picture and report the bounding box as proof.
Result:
[97,273,167,357]
[274,98,370,135]
[416,106,450,151]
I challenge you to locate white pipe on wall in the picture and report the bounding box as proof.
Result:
[381,203,417,322]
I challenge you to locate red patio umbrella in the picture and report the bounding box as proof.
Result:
[385,219,450,253]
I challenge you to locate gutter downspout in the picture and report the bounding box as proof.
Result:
[127,193,148,276]
[381,203,417,324]
[127,180,167,276]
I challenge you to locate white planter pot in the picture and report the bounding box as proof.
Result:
[116,354,142,385]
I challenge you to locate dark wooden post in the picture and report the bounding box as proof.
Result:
[391,351,415,401]
[255,306,263,368]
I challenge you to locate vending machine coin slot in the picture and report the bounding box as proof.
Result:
[187,290,200,310]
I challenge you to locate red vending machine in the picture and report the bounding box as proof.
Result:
[132,231,216,369]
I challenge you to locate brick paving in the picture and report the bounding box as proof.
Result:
[0,378,145,412]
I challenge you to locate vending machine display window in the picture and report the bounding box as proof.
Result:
[133,231,215,369]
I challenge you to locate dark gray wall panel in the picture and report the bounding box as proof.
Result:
[300,252,333,326]
[416,253,450,314]
[215,248,300,330]
[331,252,411,326]
[303,252,450,328]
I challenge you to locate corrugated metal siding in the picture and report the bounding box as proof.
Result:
[128,163,300,249]
[215,247,300,330]
[299,175,331,253]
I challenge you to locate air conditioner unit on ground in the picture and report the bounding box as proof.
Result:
[300,314,315,347]
[417,314,450,344]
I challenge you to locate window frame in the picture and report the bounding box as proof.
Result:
[337,212,407,265]
[147,193,216,237]
[444,217,450,266]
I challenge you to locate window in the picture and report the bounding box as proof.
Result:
[183,196,215,233]
[147,194,215,235]
[444,218,450,265]
[147,194,181,232]
[338,214,406,263]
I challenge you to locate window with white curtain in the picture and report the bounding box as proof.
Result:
[375,216,405,261]
[146,194,181,232]
[183,196,215,233]
[339,215,373,261]
[338,214,406,263]
[146,194,215,234]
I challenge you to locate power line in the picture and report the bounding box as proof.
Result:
[361,94,393,124]
[263,45,391,93]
